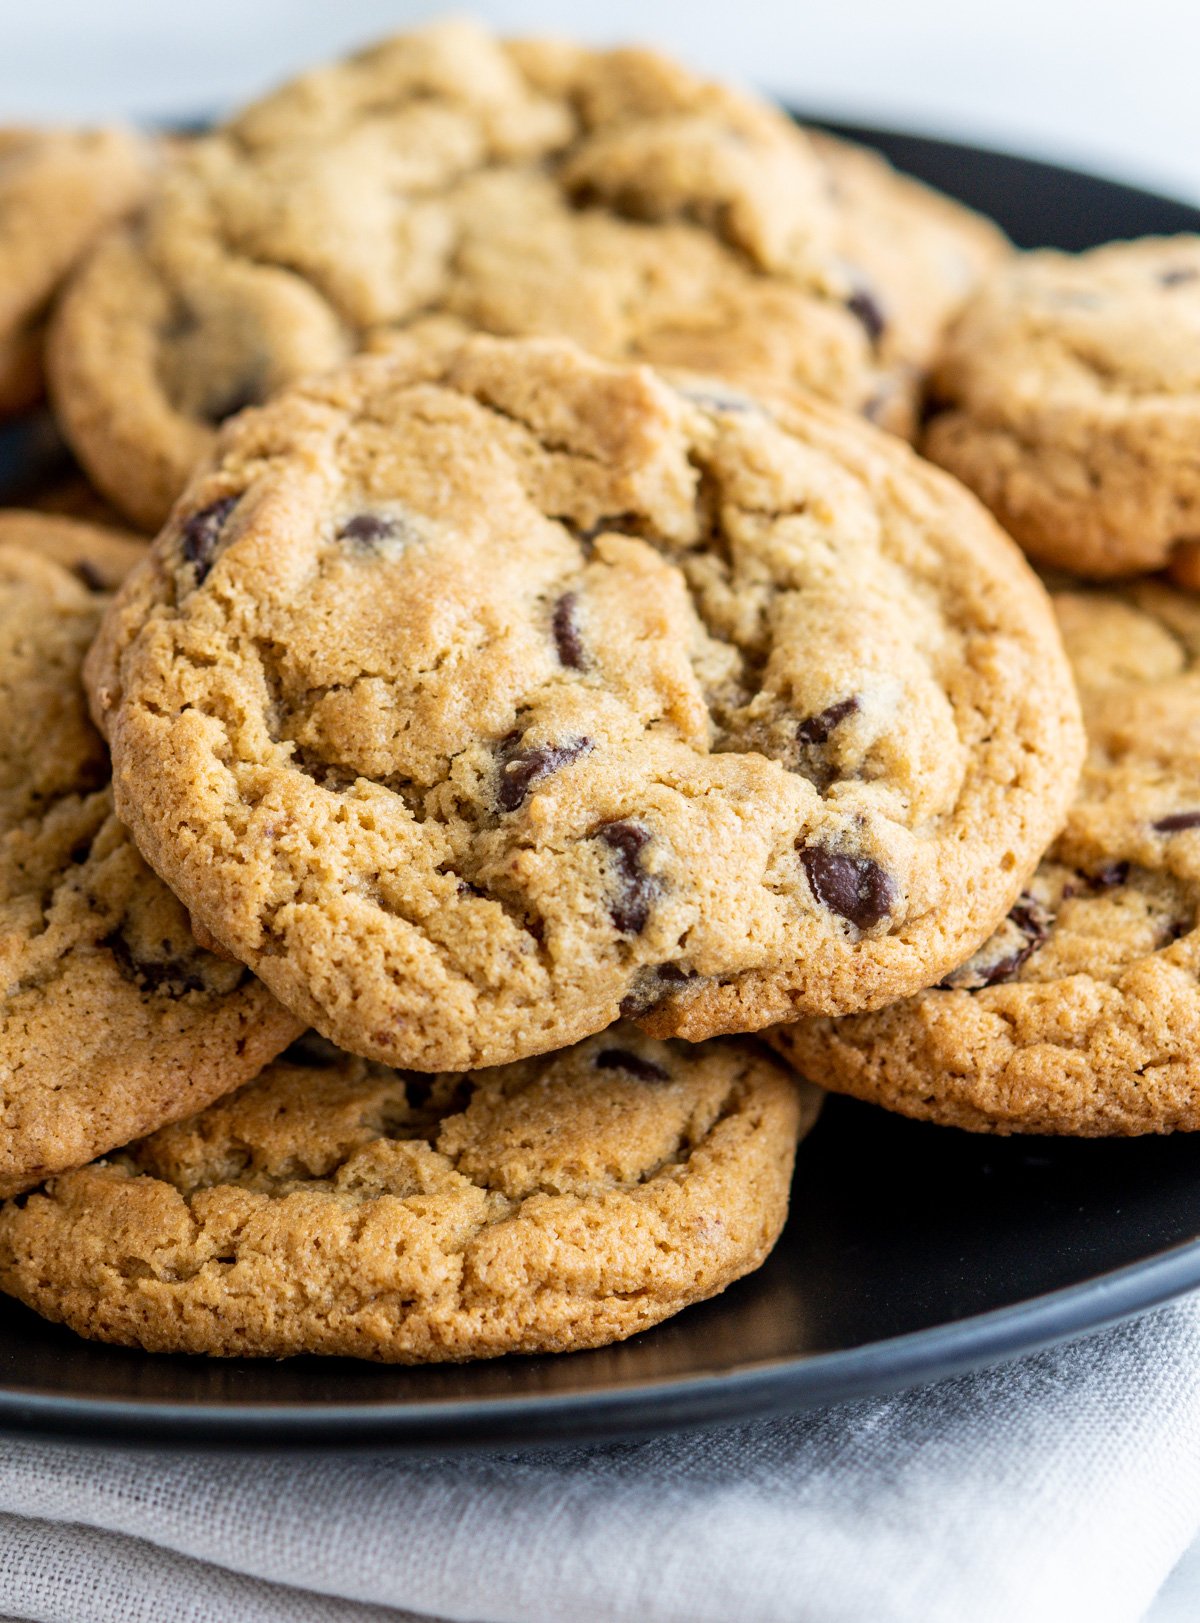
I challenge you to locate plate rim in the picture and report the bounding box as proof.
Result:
[3,1233,1198,1451]
[3,122,1200,1452]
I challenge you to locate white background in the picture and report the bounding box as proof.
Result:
[1,0,1198,203]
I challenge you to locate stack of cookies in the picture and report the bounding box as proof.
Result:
[0,18,1187,1364]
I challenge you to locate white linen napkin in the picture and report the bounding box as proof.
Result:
[0,1295,1198,1623]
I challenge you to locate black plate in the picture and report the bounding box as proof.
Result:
[2,125,1199,1453]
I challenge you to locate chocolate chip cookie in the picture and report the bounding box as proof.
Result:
[0,509,146,590]
[0,1027,819,1361]
[811,131,1008,432]
[86,334,1083,1069]
[924,236,1200,579]
[0,126,149,417]
[771,580,1200,1134]
[0,538,301,1196]
[50,18,990,530]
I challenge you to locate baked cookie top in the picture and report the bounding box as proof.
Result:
[0,536,301,1197]
[49,18,993,529]
[0,125,149,416]
[87,335,1083,1069]
[771,580,1200,1135]
[925,236,1200,579]
[810,131,1008,433]
[0,1027,819,1361]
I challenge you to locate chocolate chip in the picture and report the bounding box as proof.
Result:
[1087,860,1130,891]
[337,513,398,546]
[1153,811,1200,833]
[940,893,1051,990]
[619,982,658,1019]
[73,561,108,593]
[1160,267,1199,287]
[103,932,207,997]
[618,962,692,1018]
[799,845,895,930]
[846,286,886,345]
[598,819,657,935]
[594,1048,669,1082]
[180,495,239,584]
[552,592,586,669]
[496,736,593,813]
[796,696,859,747]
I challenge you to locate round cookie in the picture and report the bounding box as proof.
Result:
[810,131,1008,432]
[86,334,1084,1069]
[924,236,1200,579]
[0,1027,820,1361]
[0,509,146,590]
[0,126,149,416]
[53,17,956,530]
[0,540,301,1197]
[770,579,1200,1135]
[25,471,144,535]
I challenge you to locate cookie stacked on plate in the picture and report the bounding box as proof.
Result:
[774,236,1200,1134]
[0,17,1178,1364]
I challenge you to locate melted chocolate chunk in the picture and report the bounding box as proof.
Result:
[796,695,859,747]
[986,895,1050,983]
[657,962,690,982]
[496,736,593,813]
[1154,811,1200,833]
[337,513,399,546]
[103,933,207,997]
[1160,267,1199,287]
[941,893,1051,990]
[618,962,691,1018]
[799,845,895,930]
[598,820,657,935]
[552,592,586,669]
[594,1047,670,1082]
[846,286,886,345]
[180,496,239,584]
[1088,860,1130,891]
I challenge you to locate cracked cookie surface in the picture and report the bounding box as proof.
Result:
[0,536,301,1196]
[770,581,1200,1134]
[924,236,1200,579]
[87,334,1083,1068]
[0,1027,819,1361]
[0,125,149,416]
[49,18,998,529]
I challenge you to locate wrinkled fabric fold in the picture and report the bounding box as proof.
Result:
[0,1299,1198,1623]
